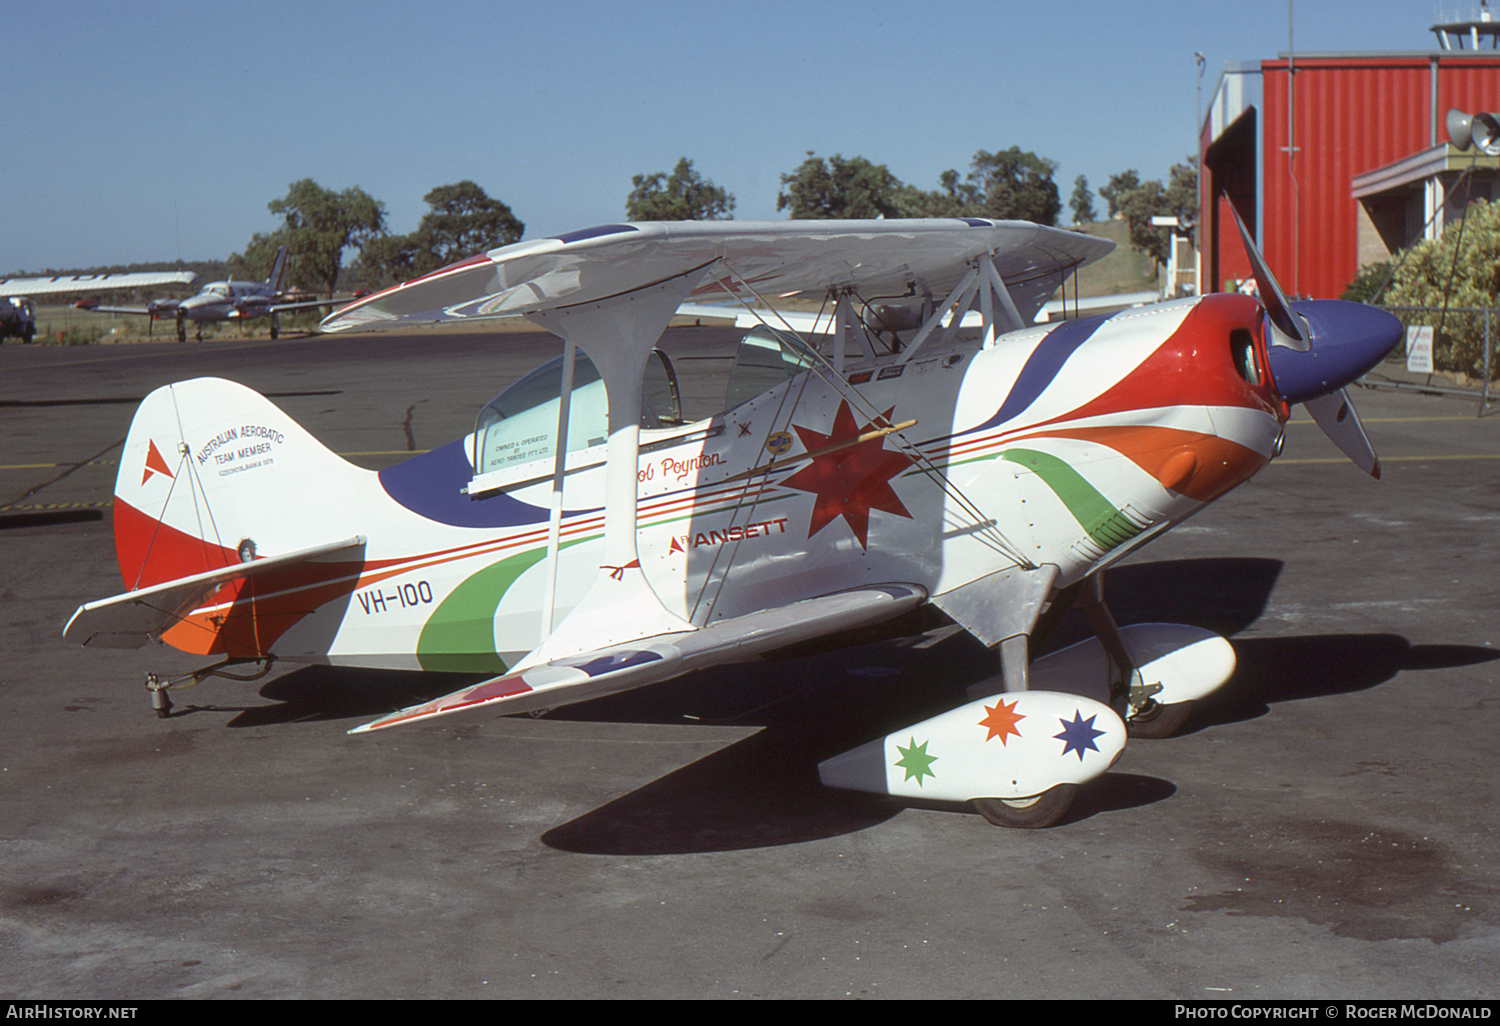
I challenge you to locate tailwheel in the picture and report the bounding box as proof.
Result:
[973,783,1077,829]
[142,658,275,719]
[1127,698,1193,739]
[147,675,173,719]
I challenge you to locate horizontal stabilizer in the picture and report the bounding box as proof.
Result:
[64,536,366,649]
[351,583,927,732]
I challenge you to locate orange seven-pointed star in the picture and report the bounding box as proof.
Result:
[979,698,1025,745]
[781,401,914,549]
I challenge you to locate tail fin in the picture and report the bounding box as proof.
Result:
[266,246,289,291]
[114,377,370,592]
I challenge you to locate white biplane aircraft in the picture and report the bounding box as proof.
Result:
[64,215,1402,828]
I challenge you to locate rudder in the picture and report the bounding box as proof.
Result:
[114,377,369,591]
[266,246,289,292]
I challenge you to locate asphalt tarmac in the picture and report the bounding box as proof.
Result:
[2,327,1498,1000]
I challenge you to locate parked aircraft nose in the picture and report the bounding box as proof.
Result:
[1265,299,1404,404]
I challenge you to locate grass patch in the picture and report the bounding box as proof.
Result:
[1061,219,1160,299]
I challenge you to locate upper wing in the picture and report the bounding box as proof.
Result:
[321,219,1113,335]
[0,270,198,298]
[351,582,927,732]
[64,536,366,649]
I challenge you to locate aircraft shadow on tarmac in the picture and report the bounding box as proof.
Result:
[187,558,1497,855]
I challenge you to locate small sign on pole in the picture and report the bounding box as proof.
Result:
[1406,325,1434,374]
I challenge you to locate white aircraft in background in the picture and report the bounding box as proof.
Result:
[0,268,199,343]
[78,247,358,341]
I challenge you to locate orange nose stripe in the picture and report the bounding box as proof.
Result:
[1009,425,1269,503]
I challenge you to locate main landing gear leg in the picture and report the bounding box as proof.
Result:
[969,630,1080,829]
[1076,573,1192,738]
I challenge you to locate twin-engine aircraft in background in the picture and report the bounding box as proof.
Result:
[64,214,1402,828]
[1,268,200,343]
[76,246,357,341]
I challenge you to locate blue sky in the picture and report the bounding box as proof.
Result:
[1,0,1474,272]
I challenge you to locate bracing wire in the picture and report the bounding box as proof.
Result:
[707,258,1038,571]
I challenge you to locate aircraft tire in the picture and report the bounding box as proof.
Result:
[972,783,1077,829]
[1127,699,1193,739]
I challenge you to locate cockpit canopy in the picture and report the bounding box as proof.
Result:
[723,325,817,411]
[467,325,818,495]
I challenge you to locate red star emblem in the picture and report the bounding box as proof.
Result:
[781,401,914,549]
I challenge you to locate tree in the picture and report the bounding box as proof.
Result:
[1100,161,1198,267]
[1070,175,1097,225]
[1162,160,1198,232]
[355,232,426,288]
[895,168,975,218]
[1340,260,1394,304]
[777,153,905,219]
[1098,169,1140,219]
[965,147,1062,224]
[250,179,386,294]
[626,157,734,220]
[412,180,524,266]
[897,147,1062,225]
[1381,198,1500,377]
[358,181,524,286]
[226,232,287,283]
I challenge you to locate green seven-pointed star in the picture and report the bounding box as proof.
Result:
[895,737,937,786]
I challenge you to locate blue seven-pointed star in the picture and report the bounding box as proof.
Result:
[1054,711,1107,761]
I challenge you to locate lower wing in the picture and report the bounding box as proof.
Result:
[351,583,928,733]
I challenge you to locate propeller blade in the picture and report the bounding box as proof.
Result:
[1303,387,1380,478]
[1230,205,1309,352]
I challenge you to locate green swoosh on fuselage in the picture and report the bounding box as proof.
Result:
[1002,448,1145,552]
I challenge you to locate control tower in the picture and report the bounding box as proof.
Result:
[1433,2,1500,49]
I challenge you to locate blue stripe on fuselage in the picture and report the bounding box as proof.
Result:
[972,312,1111,433]
[378,438,594,529]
